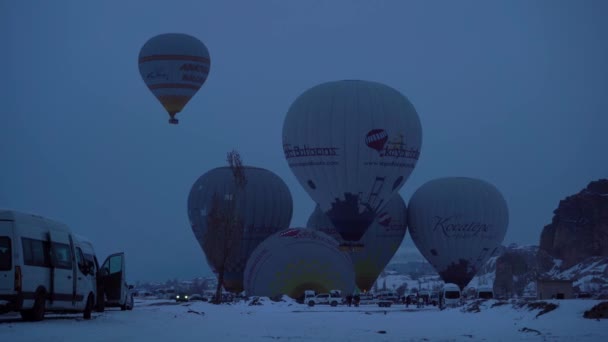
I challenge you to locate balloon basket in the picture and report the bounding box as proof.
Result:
[168,118,179,124]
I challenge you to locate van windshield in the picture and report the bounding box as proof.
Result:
[0,237,11,270]
[445,291,460,299]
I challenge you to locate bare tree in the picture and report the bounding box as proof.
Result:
[203,150,246,304]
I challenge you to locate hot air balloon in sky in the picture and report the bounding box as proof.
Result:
[282,80,422,246]
[407,177,509,290]
[244,228,356,299]
[138,33,210,124]
[187,166,292,293]
[307,194,407,292]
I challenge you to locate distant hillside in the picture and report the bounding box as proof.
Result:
[540,179,608,268]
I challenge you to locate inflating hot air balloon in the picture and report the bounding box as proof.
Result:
[187,166,292,293]
[282,80,422,247]
[244,228,356,299]
[307,194,407,292]
[138,33,210,124]
[407,177,509,290]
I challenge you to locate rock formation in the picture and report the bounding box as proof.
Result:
[540,179,608,269]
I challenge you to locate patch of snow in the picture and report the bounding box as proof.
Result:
[1,298,607,341]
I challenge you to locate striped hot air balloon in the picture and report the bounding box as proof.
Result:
[138,33,211,124]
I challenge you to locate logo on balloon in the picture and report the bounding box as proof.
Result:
[433,216,492,239]
[377,212,392,227]
[365,129,420,160]
[365,129,388,152]
[146,69,169,80]
[279,228,301,238]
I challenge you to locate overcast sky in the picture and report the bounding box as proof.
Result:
[2,1,606,283]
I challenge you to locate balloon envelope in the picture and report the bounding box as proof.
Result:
[307,194,407,291]
[282,80,422,242]
[138,33,210,123]
[187,166,292,292]
[244,228,356,298]
[407,177,509,290]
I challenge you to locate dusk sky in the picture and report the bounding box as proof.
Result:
[2,1,606,283]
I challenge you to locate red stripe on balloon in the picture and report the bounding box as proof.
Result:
[139,55,210,64]
[148,83,201,90]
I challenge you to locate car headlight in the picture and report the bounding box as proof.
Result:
[185,296,189,299]
[176,295,180,299]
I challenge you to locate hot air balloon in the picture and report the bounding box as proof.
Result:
[407,177,509,290]
[307,194,407,292]
[244,228,356,299]
[282,80,422,247]
[138,33,210,124]
[187,166,292,293]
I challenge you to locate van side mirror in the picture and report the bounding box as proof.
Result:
[128,285,134,290]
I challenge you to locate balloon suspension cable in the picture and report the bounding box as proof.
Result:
[168,112,179,125]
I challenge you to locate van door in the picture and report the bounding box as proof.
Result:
[48,230,76,308]
[100,253,125,305]
[0,221,14,292]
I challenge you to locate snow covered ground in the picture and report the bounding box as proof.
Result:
[1,298,607,341]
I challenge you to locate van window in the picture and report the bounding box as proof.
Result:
[0,237,11,270]
[109,255,122,274]
[75,247,83,265]
[51,243,73,269]
[84,253,97,272]
[22,238,51,268]
[76,247,88,274]
[445,291,460,299]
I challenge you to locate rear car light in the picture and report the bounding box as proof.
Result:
[15,266,22,292]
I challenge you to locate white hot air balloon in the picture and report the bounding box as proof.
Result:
[407,177,509,290]
[282,80,422,246]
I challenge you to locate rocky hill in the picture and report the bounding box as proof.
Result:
[540,179,608,269]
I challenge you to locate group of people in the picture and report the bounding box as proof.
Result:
[344,294,360,307]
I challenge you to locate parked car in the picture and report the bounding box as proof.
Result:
[358,293,376,305]
[175,293,189,302]
[307,293,340,307]
[301,290,316,305]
